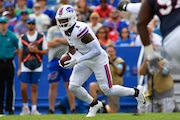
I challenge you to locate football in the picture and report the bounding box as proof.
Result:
[60,54,71,67]
[29,41,39,48]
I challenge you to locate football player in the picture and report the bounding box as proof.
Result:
[118,0,180,66]
[55,5,146,117]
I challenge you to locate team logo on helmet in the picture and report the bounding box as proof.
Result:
[66,6,74,13]
[58,8,63,15]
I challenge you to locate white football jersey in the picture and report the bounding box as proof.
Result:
[60,21,104,55]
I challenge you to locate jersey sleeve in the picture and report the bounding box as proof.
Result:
[75,23,89,39]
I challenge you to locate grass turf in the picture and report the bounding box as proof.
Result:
[0,113,179,120]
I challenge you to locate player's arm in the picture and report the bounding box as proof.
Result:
[117,0,141,14]
[64,33,101,69]
[137,1,158,58]
[78,33,101,61]
[137,0,153,46]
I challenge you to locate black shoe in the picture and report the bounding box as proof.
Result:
[47,109,54,114]
[101,101,107,113]
[8,110,14,115]
[71,109,76,114]
[57,102,67,114]
[0,111,4,115]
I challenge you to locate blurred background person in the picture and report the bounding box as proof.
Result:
[56,0,69,9]
[0,0,5,16]
[14,10,29,37]
[135,24,162,47]
[3,3,18,32]
[89,45,126,113]
[75,0,92,22]
[87,12,102,34]
[94,0,113,23]
[107,0,120,7]
[15,0,33,17]
[18,17,48,115]
[103,7,128,43]
[29,2,50,33]
[86,0,99,10]
[46,19,76,114]
[115,27,135,47]
[139,57,176,113]
[36,0,56,21]
[96,26,113,49]
[76,9,86,22]
[0,16,18,115]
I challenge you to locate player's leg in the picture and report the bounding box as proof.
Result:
[64,82,76,113]
[94,63,146,107]
[69,63,93,103]
[94,63,135,96]
[68,63,103,117]
[164,25,180,65]
[62,68,76,113]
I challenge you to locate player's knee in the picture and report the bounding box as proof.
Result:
[99,85,110,95]
[68,84,78,93]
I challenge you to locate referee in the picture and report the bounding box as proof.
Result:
[0,16,18,115]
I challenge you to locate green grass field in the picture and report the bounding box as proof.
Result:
[0,113,179,120]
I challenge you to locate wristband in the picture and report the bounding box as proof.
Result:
[117,64,123,69]
[162,67,168,75]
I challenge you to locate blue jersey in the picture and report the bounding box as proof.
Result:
[148,0,180,38]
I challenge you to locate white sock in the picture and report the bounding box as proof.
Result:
[127,3,142,14]
[23,103,29,108]
[32,105,37,111]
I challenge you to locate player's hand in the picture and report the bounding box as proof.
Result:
[117,0,129,11]
[144,45,162,73]
[64,53,80,69]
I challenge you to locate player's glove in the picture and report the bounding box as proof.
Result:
[64,53,80,69]
[58,53,68,68]
[144,45,162,73]
[117,0,129,11]
[58,59,63,68]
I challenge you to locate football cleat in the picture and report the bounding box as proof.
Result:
[135,85,146,108]
[86,101,103,117]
